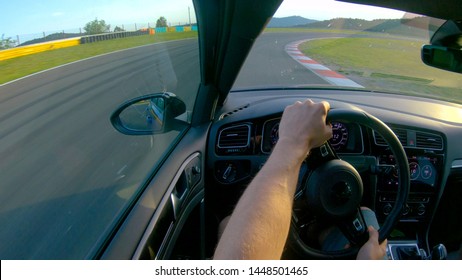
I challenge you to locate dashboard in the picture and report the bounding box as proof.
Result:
[206,88,462,247]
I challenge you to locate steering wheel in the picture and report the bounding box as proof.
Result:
[287,108,410,259]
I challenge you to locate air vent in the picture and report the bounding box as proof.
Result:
[415,132,443,150]
[217,124,251,154]
[374,128,407,147]
[374,127,444,151]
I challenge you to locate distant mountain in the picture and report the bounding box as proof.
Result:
[298,17,436,38]
[267,16,317,28]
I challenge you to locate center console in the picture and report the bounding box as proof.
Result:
[376,150,444,222]
[372,126,446,258]
[387,241,448,260]
[387,240,427,260]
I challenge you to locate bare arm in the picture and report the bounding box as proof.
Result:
[213,100,332,259]
[356,226,388,260]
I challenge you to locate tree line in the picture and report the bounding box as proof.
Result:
[83,16,168,35]
[1,16,169,49]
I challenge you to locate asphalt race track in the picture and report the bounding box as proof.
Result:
[0,32,335,259]
[234,33,331,88]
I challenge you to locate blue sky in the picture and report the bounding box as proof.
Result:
[1,0,405,38]
[1,0,196,37]
[275,0,405,20]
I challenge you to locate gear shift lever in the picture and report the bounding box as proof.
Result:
[430,244,448,260]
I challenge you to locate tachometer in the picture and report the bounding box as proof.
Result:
[330,122,348,151]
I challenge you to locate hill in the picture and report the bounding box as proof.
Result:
[267,16,317,28]
[298,17,439,38]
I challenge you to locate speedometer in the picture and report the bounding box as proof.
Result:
[330,122,349,151]
[270,122,279,146]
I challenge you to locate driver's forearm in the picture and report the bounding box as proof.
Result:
[213,141,304,259]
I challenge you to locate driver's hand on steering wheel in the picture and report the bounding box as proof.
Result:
[278,99,332,163]
[356,226,388,260]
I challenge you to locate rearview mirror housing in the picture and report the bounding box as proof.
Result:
[421,20,462,73]
[421,45,462,73]
[110,92,187,135]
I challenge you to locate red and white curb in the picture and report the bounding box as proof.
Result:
[285,40,363,88]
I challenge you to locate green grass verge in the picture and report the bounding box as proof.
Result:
[369,73,433,83]
[298,37,462,104]
[0,32,197,85]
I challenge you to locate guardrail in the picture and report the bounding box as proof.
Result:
[0,25,198,61]
[0,38,81,61]
[80,30,149,44]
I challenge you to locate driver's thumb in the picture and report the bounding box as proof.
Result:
[367,225,379,242]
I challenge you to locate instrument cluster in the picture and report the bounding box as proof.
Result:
[261,118,364,154]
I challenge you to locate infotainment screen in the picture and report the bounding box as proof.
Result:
[378,154,438,190]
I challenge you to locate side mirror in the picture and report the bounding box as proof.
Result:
[421,20,462,73]
[110,92,187,135]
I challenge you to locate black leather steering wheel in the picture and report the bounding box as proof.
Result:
[288,108,410,259]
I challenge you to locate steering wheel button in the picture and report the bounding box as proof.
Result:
[320,145,328,157]
[353,218,363,231]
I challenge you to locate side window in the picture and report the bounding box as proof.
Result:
[0,0,199,259]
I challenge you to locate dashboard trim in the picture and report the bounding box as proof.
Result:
[452,159,462,169]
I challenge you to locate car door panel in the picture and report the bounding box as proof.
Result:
[100,124,209,259]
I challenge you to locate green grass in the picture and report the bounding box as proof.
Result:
[0,32,197,85]
[264,28,389,37]
[369,73,433,83]
[298,37,462,104]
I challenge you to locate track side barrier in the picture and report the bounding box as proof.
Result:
[80,30,149,44]
[1,25,198,61]
[0,38,80,61]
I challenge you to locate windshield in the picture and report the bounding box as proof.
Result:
[233,0,462,104]
[0,0,199,259]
